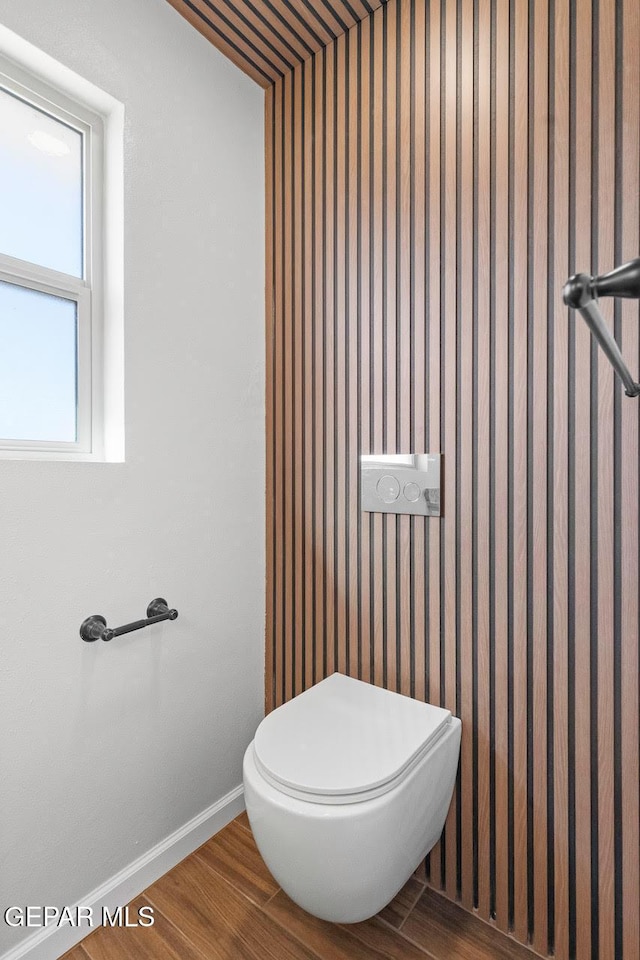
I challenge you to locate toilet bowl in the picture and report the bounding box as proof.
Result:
[243,672,462,923]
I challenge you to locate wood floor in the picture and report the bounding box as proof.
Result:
[62,814,543,960]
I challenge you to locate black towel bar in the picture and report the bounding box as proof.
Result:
[80,598,178,642]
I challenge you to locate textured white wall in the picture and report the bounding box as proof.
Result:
[0,0,264,954]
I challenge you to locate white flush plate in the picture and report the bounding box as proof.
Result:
[360,453,442,516]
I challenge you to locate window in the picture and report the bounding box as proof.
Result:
[0,50,114,459]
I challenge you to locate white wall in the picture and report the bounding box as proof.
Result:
[0,0,264,955]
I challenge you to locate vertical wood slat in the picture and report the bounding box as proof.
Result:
[511,0,529,942]
[371,8,384,691]
[293,64,304,698]
[265,85,275,713]
[425,0,442,889]
[398,0,412,700]
[273,76,284,710]
[475,0,491,923]
[313,49,325,690]
[411,0,426,710]
[442,0,458,901]
[384,0,398,696]
[303,55,315,693]
[324,41,336,681]
[347,25,360,684]
[493,0,510,934]
[572,2,592,957]
[358,16,372,687]
[530,0,549,953]
[620,4,640,960]
[283,68,294,706]
[595,4,616,960]
[551,2,571,957]
[459,0,475,913]
[335,30,348,679]
[264,1,640,956]
[334,31,346,678]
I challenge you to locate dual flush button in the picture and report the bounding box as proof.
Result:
[376,475,421,504]
[361,454,442,517]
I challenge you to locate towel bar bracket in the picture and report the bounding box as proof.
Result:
[563,257,640,397]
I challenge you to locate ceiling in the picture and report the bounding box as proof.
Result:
[167,0,384,87]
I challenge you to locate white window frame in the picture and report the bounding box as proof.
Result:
[0,54,105,460]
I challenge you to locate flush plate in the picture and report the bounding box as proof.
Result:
[360,454,442,517]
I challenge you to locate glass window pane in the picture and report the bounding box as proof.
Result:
[0,280,77,442]
[0,87,83,277]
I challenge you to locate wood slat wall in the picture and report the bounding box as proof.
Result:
[265,1,640,958]
[166,0,385,87]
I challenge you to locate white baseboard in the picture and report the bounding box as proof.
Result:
[1,784,244,960]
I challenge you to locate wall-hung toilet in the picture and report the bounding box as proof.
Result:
[243,672,462,923]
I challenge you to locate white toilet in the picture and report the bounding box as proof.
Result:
[243,672,462,923]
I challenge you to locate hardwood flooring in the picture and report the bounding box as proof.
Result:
[63,815,544,960]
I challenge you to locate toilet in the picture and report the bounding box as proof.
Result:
[243,672,462,923]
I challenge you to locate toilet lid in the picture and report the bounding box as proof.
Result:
[253,673,452,803]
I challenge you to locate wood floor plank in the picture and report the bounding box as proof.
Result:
[60,948,91,960]
[82,897,204,960]
[146,855,317,960]
[344,914,436,960]
[265,889,431,960]
[376,876,425,929]
[195,819,279,905]
[234,811,252,833]
[402,888,539,960]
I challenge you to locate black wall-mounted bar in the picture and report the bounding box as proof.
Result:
[563,257,640,397]
[80,598,178,642]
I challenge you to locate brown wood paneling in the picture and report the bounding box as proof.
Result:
[264,1,640,957]
[167,0,385,87]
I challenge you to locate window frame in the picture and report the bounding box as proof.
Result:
[0,55,105,460]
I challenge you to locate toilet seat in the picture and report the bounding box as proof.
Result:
[253,673,452,805]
